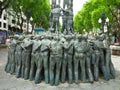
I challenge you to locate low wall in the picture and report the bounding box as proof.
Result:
[110,45,120,55]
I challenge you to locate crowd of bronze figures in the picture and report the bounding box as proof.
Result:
[5,31,115,86]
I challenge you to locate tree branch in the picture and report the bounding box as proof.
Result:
[2,0,10,10]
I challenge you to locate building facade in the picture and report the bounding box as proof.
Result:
[0,10,8,44]
[0,8,32,43]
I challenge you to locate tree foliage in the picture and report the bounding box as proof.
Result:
[0,0,10,16]
[10,0,50,30]
[74,0,120,34]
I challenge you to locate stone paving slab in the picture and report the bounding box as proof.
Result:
[0,48,120,90]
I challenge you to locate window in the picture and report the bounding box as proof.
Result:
[4,16,6,20]
[3,23,6,28]
[12,20,15,24]
[0,22,1,27]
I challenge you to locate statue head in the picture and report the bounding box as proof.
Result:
[26,34,33,39]
[45,34,53,40]
[82,35,88,41]
[14,35,19,40]
[55,4,60,8]
[53,35,60,41]
[77,34,82,41]
[98,30,103,35]
[49,28,54,33]
[19,35,25,41]
[35,35,41,40]
[64,35,72,41]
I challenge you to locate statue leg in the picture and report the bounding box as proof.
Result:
[5,50,11,73]
[61,55,67,83]
[21,51,25,78]
[62,22,65,33]
[99,50,109,80]
[55,57,62,85]
[69,23,74,34]
[74,57,79,84]
[109,60,115,79]
[49,56,55,85]
[68,55,73,84]
[10,52,15,74]
[94,51,100,81]
[16,52,22,78]
[105,49,111,79]
[80,55,86,83]
[91,52,95,65]
[109,50,115,79]
[29,53,36,81]
[43,54,49,84]
[56,20,60,33]
[35,56,43,84]
[24,53,31,80]
[15,52,18,74]
[86,55,93,83]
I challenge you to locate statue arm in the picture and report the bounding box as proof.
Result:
[64,43,73,50]
[41,45,49,52]
[20,45,26,51]
[49,44,52,52]
[24,41,33,48]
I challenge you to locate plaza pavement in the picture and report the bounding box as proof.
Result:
[0,48,120,90]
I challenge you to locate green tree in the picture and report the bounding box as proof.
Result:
[74,0,111,33]
[0,0,10,16]
[10,0,50,32]
[74,0,120,40]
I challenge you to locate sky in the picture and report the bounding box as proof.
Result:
[73,0,88,15]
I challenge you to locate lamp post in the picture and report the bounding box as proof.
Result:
[104,17,109,34]
[98,12,109,33]
[29,17,33,33]
[26,9,31,34]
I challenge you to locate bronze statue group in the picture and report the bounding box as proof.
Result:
[5,0,115,86]
[5,31,115,86]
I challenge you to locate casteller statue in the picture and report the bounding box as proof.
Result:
[61,8,68,34]
[103,34,115,79]
[49,35,64,85]
[95,33,109,80]
[66,7,74,34]
[51,0,56,9]
[84,36,94,83]
[63,0,73,11]
[89,39,100,81]
[29,36,42,81]
[50,4,62,33]
[15,35,24,78]
[5,36,13,73]
[73,35,87,83]
[5,35,18,74]
[35,35,51,84]
[21,35,33,80]
[9,35,19,74]
[61,35,73,84]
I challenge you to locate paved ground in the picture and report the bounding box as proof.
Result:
[0,48,120,90]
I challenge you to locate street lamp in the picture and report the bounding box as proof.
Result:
[98,18,102,23]
[26,9,31,34]
[29,17,33,33]
[98,12,109,33]
[106,17,109,23]
[105,17,109,34]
